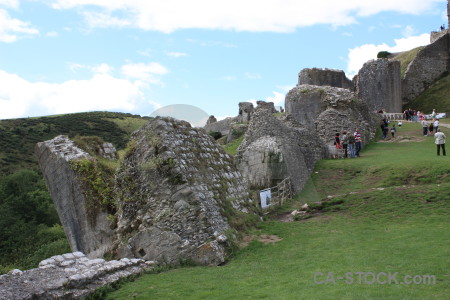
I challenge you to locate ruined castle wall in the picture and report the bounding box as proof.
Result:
[236,108,325,193]
[298,68,353,90]
[203,116,238,135]
[115,117,252,265]
[285,85,380,146]
[355,59,402,113]
[402,33,450,103]
[35,136,114,258]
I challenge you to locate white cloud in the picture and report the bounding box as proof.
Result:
[221,76,237,81]
[0,69,146,119]
[121,62,169,85]
[0,9,39,42]
[0,0,18,8]
[50,0,443,33]
[68,62,114,74]
[45,31,59,37]
[166,51,188,58]
[402,25,416,37]
[244,72,262,80]
[265,91,285,107]
[346,33,430,77]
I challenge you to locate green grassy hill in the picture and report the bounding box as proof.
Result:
[105,122,450,300]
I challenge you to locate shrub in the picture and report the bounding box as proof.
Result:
[377,51,391,58]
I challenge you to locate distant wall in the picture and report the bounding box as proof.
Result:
[402,33,450,103]
[355,59,402,113]
[298,68,353,90]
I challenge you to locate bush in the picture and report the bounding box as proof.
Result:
[377,51,391,58]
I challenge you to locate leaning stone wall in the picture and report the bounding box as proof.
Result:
[298,68,353,90]
[35,136,114,258]
[402,33,450,103]
[355,59,402,113]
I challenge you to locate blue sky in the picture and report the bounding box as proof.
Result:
[0,0,448,123]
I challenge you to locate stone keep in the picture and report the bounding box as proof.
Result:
[354,59,402,113]
[36,136,114,258]
[298,68,353,90]
[235,106,325,193]
[285,84,379,146]
[113,117,252,265]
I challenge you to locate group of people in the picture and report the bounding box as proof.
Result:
[381,118,397,139]
[334,129,362,158]
[421,118,440,136]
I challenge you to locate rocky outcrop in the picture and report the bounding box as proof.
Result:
[206,115,217,125]
[0,252,153,300]
[113,118,252,265]
[285,85,379,146]
[203,116,238,135]
[402,33,450,103]
[298,68,353,90]
[35,136,114,258]
[235,107,325,193]
[355,59,402,113]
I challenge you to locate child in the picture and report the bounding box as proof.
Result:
[390,124,396,138]
[398,121,402,128]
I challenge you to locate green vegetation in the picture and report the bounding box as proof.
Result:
[106,122,450,299]
[223,136,244,156]
[404,72,450,113]
[0,112,148,273]
[377,51,391,58]
[391,46,424,78]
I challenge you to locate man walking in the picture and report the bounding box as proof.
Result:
[434,129,446,156]
[422,118,428,136]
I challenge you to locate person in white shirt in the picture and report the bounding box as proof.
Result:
[433,119,439,133]
[434,129,446,156]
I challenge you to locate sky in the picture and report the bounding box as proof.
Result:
[0,0,448,123]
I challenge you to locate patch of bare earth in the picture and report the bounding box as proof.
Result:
[240,234,283,247]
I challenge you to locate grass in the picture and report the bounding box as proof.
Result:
[391,46,425,78]
[405,73,450,114]
[106,121,450,299]
[223,135,244,156]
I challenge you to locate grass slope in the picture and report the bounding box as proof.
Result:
[405,73,450,114]
[106,122,450,299]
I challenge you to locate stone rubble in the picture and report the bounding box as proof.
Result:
[0,252,154,300]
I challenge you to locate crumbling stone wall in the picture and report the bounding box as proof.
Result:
[402,33,450,103]
[235,107,325,193]
[35,136,114,258]
[114,117,252,266]
[237,102,254,123]
[354,59,402,113]
[0,252,153,300]
[203,116,238,135]
[285,85,379,146]
[298,68,353,90]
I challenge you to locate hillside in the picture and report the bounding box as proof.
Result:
[106,122,450,299]
[0,111,149,175]
[405,72,450,113]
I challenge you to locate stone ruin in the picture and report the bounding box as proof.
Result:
[298,68,353,90]
[354,59,402,113]
[36,117,253,267]
[235,106,325,193]
[0,252,153,300]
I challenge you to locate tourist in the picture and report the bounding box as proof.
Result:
[390,124,396,138]
[382,124,389,139]
[348,132,356,158]
[434,129,446,156]
[342,131,349,158]
[429,122,434,135]
[334,133,342,149]
[398,121,402,128]
[354,129,362,157]
[422,118,428,136]
[433,118,439,133]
